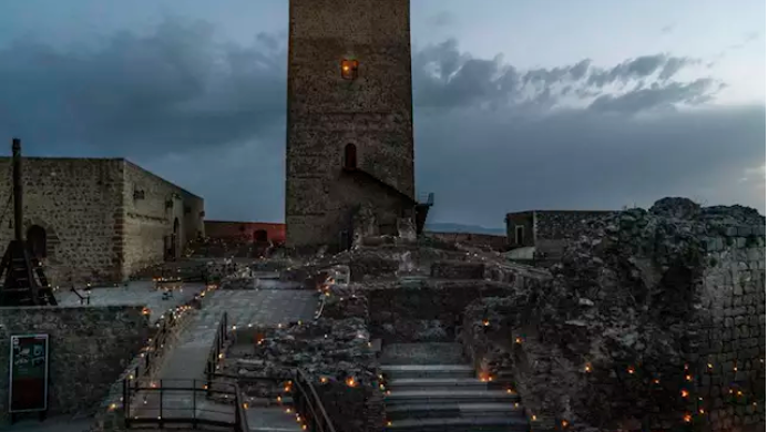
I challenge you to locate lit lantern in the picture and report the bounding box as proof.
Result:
[341,59,359,80]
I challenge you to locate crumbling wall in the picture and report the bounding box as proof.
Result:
[462,198,766,432]
[0,157,124,285]
[0,305,149,427]
[366,279,522,343]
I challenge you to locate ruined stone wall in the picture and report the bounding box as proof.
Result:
[285,0,415,249]
[121,161,204,277]
[426,231,507,250]
[697,224,766,431]
[464,200,766,432]
[0,157,123,285]
[0,305,149,427]
[534,210,616,240]
[366,279,520,343]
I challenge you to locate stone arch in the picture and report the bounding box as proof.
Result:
[23,219,59,259]
[344,143,357,170]
[27,225,47,258]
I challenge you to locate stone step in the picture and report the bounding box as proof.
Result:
[385,416,529,432]
[385,389,519,405]
[387,377,512,392]
[381,364,475,379]
[386,402,525,421]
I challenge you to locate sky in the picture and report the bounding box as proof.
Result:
[0,0,765,228]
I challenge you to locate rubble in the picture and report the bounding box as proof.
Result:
[460,198,766,432]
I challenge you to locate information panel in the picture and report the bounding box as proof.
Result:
[9,334,49,413]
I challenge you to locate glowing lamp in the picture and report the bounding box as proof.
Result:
[341,59,359,80]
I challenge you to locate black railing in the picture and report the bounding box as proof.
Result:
[122,378,249,432]
[293,368,337,432]
[206,312,229,387]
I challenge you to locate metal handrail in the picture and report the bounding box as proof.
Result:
[123,378,249,431]
[293,368,337,432]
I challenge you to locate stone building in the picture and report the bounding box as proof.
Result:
[504,210,616,263]
[0,157,204,286]
[285,0,430,251]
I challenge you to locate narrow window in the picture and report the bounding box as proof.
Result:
[341,59,359,80]
[344,143,357,170]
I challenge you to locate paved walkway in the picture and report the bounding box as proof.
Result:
[130,288,319,429]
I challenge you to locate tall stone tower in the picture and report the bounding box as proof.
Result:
[285,0,417,250]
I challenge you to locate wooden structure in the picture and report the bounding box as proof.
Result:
[0,138,56,306]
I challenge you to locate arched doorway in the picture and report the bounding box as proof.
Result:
[344,143,357,170]
[27,225,47,258]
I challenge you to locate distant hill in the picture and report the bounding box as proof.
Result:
[425,223,506,236]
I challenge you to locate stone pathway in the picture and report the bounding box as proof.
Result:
[129,287,319,430]
[382,343,529,432]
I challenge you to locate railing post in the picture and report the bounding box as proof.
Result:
[159,379,163,428]
[192,379,197,428]
[122,379,128,426]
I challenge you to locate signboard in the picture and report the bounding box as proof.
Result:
[9,334,49,413]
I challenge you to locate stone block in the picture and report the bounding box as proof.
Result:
[737,237,747,248]
[738,226,752,237]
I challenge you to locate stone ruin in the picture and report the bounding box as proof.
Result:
[462,198,765,432]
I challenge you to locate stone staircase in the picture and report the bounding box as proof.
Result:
[381,343,529,432]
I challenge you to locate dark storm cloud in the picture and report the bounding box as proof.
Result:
[0,20,762,224]
[0,19,287,157]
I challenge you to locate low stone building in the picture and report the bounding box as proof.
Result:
[204,221,286,246]
[504,210,616,264]
[0,157,204,286]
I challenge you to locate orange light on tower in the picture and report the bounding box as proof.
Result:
[341,59,359,80]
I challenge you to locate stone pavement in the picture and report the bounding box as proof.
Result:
[129,288,319,429]
[54,280,204,325]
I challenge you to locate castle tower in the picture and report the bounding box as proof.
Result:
[285,0,417,250]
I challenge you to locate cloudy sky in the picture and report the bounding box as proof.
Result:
[0,0,765,228]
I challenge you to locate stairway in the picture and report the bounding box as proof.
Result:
[381,343,529,432]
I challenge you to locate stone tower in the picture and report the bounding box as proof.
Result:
[285,0,417,250]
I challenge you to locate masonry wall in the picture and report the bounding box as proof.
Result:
[204,221,286,245]
[121,161,204,277]
[534,210,616,240]
[285,0,415,249]
[696,226,766,431]
[0,157,123,285]
[0,306,150,426]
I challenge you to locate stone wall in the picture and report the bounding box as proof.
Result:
[464,199,766,432]
[121,161,204,277]
[0,157,124,285]
[285,0,415,249]
[534,210,616,240]
[0,305,150,427]
[425,232,507,251]
[696,223,766,431]
[204,221,286,244]
[365,279,521,343]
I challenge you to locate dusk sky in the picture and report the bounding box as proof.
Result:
[0,0,764,228]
